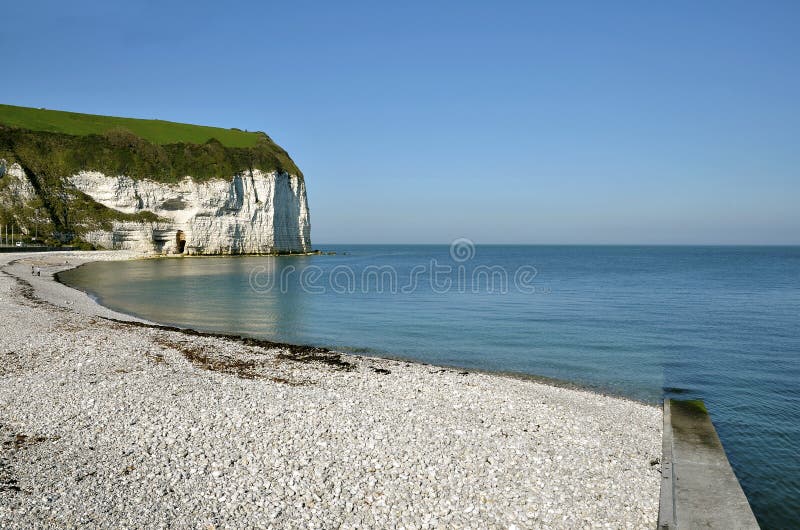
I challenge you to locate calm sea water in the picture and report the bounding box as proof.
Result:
[59,245,800,527]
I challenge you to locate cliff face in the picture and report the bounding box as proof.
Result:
[0,160,37,203]
[71,170,311,255]
[0,112,312,255]
[0,160,311,254]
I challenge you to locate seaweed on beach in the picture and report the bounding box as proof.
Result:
[274,349,354,371]
[242,336,354,371]
[269,376,310,387]
[154,337,263,379]
[0,468,19,492]
[0,427,52,494]
[144,350,166,365]
[102,316,356,371]
[1,269,43,306]
[154,338,311,385]
[1,263,66,312]
[3,434,49,450]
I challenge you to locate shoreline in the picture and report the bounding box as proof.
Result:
[1,250,662,528]
[53,253,657,407]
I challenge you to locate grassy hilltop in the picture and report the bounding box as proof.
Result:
[0,104,303,247]
[0,104,263,148]
[0,104,302,181]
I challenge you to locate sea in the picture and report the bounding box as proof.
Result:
[58,244,800,527]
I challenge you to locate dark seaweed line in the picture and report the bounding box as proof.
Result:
[108,316,355,371]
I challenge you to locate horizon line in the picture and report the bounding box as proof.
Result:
[314,242,800,247]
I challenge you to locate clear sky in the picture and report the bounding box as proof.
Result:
[2,1,798,244]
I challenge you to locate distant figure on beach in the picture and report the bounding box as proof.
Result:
[35,266,41,276]
[31,265,34,275]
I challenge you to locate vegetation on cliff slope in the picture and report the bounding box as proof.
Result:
[0,104,303,246]
[0,104,302,181]
[0,162,162,247]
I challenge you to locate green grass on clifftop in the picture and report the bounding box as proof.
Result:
[0,104,302,182]
[0,104,263,147]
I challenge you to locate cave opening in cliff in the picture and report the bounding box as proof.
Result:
[176,230,186,254]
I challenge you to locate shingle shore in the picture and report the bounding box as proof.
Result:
[0,252,661,529]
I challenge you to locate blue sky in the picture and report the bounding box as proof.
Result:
[2,1,798,244]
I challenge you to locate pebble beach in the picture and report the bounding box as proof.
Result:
[0,252,661,528]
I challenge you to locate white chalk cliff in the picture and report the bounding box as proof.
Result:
[69,170,311,255]
[0,161,37,203]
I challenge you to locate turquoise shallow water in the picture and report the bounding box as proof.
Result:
[59,245,800,528]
